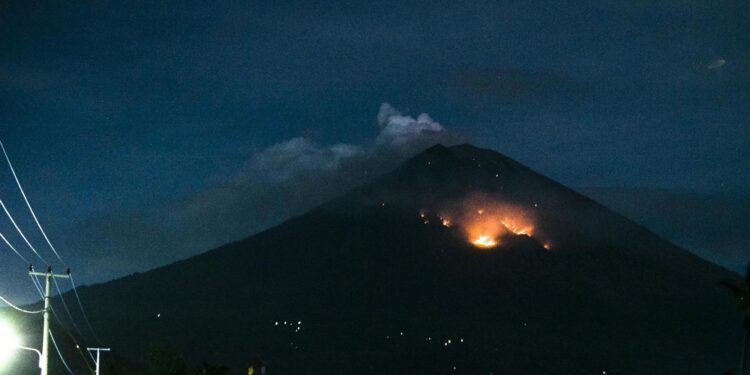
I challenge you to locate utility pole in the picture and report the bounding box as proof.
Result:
[87,347,110,375]
[29,266,69,375]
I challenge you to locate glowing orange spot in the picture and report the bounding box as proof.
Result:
[473,235,497,248]
[543,242,552,250]
[462,203,536,249]
[441,218,451,227]
[500,219,534,236]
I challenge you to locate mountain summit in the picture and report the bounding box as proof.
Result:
[29,144,741,374]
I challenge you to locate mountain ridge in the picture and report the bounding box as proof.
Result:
[8,143,741,374]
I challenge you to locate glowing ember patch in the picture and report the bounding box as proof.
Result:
[501,220,533,236]
[432,194,553,251]
[473,235,497,248]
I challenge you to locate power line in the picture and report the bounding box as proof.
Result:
[32,275,98,374]
[0,198,47,264]
[0,141,65,265]
[29,267,96,375]
[69,273,102,344]
[0,294,44,314]
[48,329,74,375]
[53,276,83,337]
[0,140,113,373]
[87,347,110,375]
[1,140,102,346]
[0,230,30,264]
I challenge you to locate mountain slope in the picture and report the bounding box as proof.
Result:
[11,144,742,374]
[580,187,750,273]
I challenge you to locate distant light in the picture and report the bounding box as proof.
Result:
[0,319,21,367]
[275,321,279,326]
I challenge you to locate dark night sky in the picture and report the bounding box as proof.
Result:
[0,0,748,301]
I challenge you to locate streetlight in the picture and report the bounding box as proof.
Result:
[0,319,21,366]
[0,319,42,372]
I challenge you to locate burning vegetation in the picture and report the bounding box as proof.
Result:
[462,203,535,249]
[420,194,549,250]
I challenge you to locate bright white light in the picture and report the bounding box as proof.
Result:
[0,319,21,366]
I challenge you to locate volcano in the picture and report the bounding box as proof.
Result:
[12,144,742,374]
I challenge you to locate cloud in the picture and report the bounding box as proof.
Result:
[64,103,462,283]
[375,103,445,146]
[707,58,725,70]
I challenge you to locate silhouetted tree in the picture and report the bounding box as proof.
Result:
[722,261,750,375]
[193,362,231,375]
[145,343,188,375]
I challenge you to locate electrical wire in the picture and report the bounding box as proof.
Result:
[0,141,65,265]
[27,275,78,373]
[29,273,45,299]
[0,230,30,264]
[69,274,102,344]
[0,198,46,264]
[1,141,121,374]
[30,275,96,374]
[48,329,75,375]
[29,274,64,326]
[0,141,103,349]
[53,276,83,337]
[0,294,44,314]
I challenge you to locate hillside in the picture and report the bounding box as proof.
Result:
[8,144,743,374]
